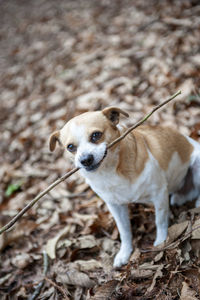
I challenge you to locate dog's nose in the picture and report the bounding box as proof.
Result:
[80,154,94,167]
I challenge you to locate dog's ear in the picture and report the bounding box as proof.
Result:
[102,107,129,125]
[49,131,60,152]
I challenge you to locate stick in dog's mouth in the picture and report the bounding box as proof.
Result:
[84,149,108,172]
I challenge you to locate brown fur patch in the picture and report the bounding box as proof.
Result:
[49,131,60,152]
[116,125,193,181]
[116,129,149,182]
[136,125,194,170]
[59,111,120,150]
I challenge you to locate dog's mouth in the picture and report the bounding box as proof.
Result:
[85,149,107,172]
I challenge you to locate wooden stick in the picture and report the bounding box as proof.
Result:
[0,167,79,234]
[107,90,181,149]
[28,250,49,300]
[0,90,181,235]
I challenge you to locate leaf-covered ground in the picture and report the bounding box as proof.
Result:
[0,0,200,299]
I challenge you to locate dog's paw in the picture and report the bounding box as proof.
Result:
[195,197,200,208]
[113,247,133,268]
[170,194,186,206]
[153,236,166,247]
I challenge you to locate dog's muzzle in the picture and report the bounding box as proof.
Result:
[80,150,107,171]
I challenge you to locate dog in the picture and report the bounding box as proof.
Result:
[49,107,200,267]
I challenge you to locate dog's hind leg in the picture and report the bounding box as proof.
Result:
[153,189,169,246]
[195,196,200,208]
[186,137,200,207]
[106,202,133,267]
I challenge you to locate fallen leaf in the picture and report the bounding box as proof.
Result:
[131,269,154,279]
[166,221,189,244]
[139,263,163,271]
[11,253,32,269]
[91,280,118,300]
[0,273,12,285]
[191,219,200,239]
[180,282,198,300]
[45,226,70,259]
[75,235,97,249]
[57,269,95,288]
[5,182,23,197]
[130,247,140,263]
[147,264,163,292]
[154,251,164,263]
[73,259,102,271]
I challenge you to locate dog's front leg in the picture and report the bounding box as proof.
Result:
[106,202,133,267]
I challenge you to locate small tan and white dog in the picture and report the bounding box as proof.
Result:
[49,107,200,267]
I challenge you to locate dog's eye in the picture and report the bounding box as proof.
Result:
[67,144,77,153]
[90,131,103,143]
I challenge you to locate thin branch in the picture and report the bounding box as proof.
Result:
[0,90,181,235]
[28,251,49,300]
[44,277,70,300]
[0,167,79,234]
[107,90,181,149]
[141,223,200,253]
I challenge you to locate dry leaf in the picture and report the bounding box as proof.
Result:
[180,282,198,300]
[139,263,163,271]
[147,264,163,292]
[11,253,32,269]
[73,259,102,271]
[75,235,97,249]
[130,247,140,263]
[166,221,189,244]
[45,226,70,259]
[191,219,200,239]
[57,269,95,288]
[154,251,164,263]
[131,269,154,279]
[91,280,118,300]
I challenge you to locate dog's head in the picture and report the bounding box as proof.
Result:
[49,107,129,172]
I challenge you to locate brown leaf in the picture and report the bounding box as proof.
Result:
[166,221,189,245]
[147,264,164,293]
[56,269,95,288]
[130,247,140,263]
[191,219,200,239]
[91,280,118,300]
[45,226,70,259]
[75,235,97,249]
[180,282,198,300]
[11,253,32,269]
[131,269,154,279]
[154,251,164,263]
[72,259,102,271]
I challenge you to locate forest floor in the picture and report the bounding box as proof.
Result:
[0,0,200,299]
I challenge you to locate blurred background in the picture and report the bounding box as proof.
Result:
[0,0,200,299]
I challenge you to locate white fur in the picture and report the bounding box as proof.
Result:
[62,121,200,267]
[65,123,107,169]
[170,136,200,208]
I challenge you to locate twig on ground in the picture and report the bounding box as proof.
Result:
[28,251,49,300]
[0,90,181,235]
[141,223,200,253]
[44,277,70,300]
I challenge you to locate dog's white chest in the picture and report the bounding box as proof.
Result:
[81,150,190,206]
[86,172,133,204]
[81,154,165,205]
